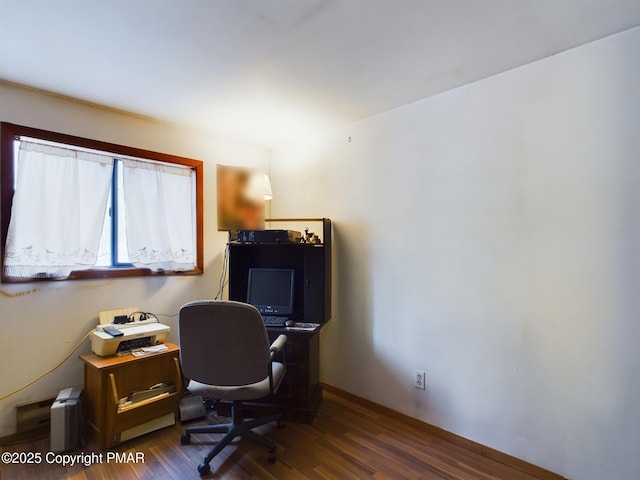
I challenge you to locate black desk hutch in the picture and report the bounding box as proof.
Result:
[227,218,331,423]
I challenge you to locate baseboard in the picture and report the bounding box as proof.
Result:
[322,383,568,480]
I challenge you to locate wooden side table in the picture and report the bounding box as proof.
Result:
[80,343,182,449]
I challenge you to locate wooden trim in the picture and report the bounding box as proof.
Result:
[0,122,204,282]
[0,123,15,278]
[322,383,568,480]
[265,218,327,222]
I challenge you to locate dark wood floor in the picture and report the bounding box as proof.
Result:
[1,389,560,479]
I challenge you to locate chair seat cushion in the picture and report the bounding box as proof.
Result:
[187,362,286,401]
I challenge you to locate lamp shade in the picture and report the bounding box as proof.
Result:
[264,174,273,200]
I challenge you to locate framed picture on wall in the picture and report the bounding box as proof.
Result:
[217,164,266,231]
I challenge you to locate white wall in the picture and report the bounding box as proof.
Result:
[271,27,640,480]
[0,83,269,437]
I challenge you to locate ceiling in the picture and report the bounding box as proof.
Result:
[1,0,640,148]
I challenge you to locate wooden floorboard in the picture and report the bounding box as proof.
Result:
[0,389,562,479]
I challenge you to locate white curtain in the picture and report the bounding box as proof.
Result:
[122,159,196,271]
[4,141,113,279]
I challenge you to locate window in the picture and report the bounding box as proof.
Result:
[1,123,203,282]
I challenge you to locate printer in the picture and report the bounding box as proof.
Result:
[90,319,170,356]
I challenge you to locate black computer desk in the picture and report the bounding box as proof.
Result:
[217,323,323,424]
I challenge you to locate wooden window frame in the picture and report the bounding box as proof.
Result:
[1,122,204,282]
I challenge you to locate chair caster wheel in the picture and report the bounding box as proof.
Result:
[268,450,277,463]
[197,461,211,475]
[180,432,191,445]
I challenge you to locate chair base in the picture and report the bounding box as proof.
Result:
[180,400,283,476]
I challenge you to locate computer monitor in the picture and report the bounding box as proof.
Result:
[246,268,295,315]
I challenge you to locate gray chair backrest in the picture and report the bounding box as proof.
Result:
[179,300,272,386]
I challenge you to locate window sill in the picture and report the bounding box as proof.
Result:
[2,267,203,283]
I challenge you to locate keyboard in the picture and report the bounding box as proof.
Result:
[262,316,288,327]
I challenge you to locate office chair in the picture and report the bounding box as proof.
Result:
[178,300,287,476]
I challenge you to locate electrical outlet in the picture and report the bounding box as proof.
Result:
[414,370,426,390]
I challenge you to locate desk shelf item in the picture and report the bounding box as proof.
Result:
[80,343,182,449]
